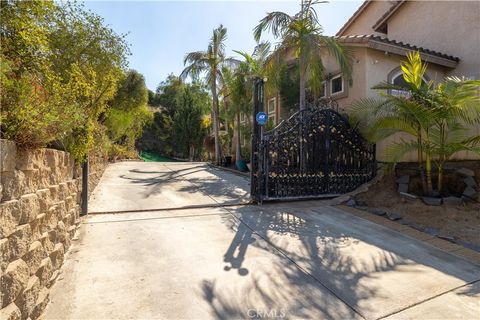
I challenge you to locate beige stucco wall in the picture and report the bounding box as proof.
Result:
[340,1,394,36]
[364,49,448,162]
[365,49,479,162]
[317,47,368,112]
[387,0,480,80]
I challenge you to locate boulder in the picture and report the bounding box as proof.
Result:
[456,167,475,177]
[397,183,409,193]
[386,212,402,221]
[396,175,410,184]
[442,196,463,206]
[399,192,418,199]
[345,199,356,207]
[463,186,477,200]
[422,197,442,206]
[369,208,386,216]
[463,176,477,188]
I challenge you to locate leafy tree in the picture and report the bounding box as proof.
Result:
[103,70,151,156]
[254,0,352,110]
[109,70,148,111]
[148,90,160,106]
[0,1,130,162]
[156,74,184,117]
[180,25,238,165]
[173,86,209,160]
[136,112,174,156]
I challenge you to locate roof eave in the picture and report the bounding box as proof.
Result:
[372,0,406,33]
[335,1,371,36]
[367,40,459,68]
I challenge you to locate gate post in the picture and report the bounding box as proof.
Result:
[250,77,265,203]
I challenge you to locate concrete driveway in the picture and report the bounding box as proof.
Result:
[88,161,250,213]
[43,162,480,319]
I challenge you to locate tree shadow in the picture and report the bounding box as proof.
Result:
[118,165,208,198]
[115,163,250,202]
[202,204,480,319]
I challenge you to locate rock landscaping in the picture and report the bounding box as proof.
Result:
[394,167,478,206]
[352,163,480,252]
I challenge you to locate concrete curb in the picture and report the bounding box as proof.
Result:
[207,163,250,178]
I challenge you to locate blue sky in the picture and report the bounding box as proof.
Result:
[83,0,363,91]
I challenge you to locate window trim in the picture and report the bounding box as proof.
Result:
[390,70,429,84]
[388,68,429,96]
[267,97,276,114]
[387,67,430,84]
[330,74,344,95]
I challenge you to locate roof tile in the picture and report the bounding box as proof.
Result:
[335,34,460,62]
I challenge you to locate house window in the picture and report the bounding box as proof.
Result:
[390,71,428,97]
[267,98,276,114]
[330,75,343,95]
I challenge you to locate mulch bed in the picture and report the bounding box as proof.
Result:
[354,174,480,250]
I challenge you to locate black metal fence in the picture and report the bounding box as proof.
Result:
[251,80,376,202]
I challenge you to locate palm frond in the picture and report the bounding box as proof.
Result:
[183,51,207,65]
[253,11,293,42]
[318,36,353,85]
[400,51,428,91]
[384,140,419,163]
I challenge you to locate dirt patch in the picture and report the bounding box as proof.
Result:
[355,174,480,248]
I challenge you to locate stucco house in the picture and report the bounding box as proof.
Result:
[241,0,480,161]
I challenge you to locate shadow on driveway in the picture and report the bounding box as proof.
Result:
[206,204,480,319]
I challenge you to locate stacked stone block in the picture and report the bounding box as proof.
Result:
[0,139,107,320]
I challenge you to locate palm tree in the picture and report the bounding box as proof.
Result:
[223,42,271,166]
[429,77,480,192]
[180,25,238,164]
[353,52,435,193]
[351,52,480,196]
[254,0,352,110]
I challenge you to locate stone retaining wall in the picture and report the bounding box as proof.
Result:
[0,139,107,319]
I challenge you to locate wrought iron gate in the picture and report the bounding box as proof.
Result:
[251,79,376,202]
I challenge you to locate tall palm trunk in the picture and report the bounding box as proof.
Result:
[437,123,446,194]
[417,130,427,195]
[299,56,306,111]
[236,110,241,163]
[424,135,433,196]
[211,80,221,165]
